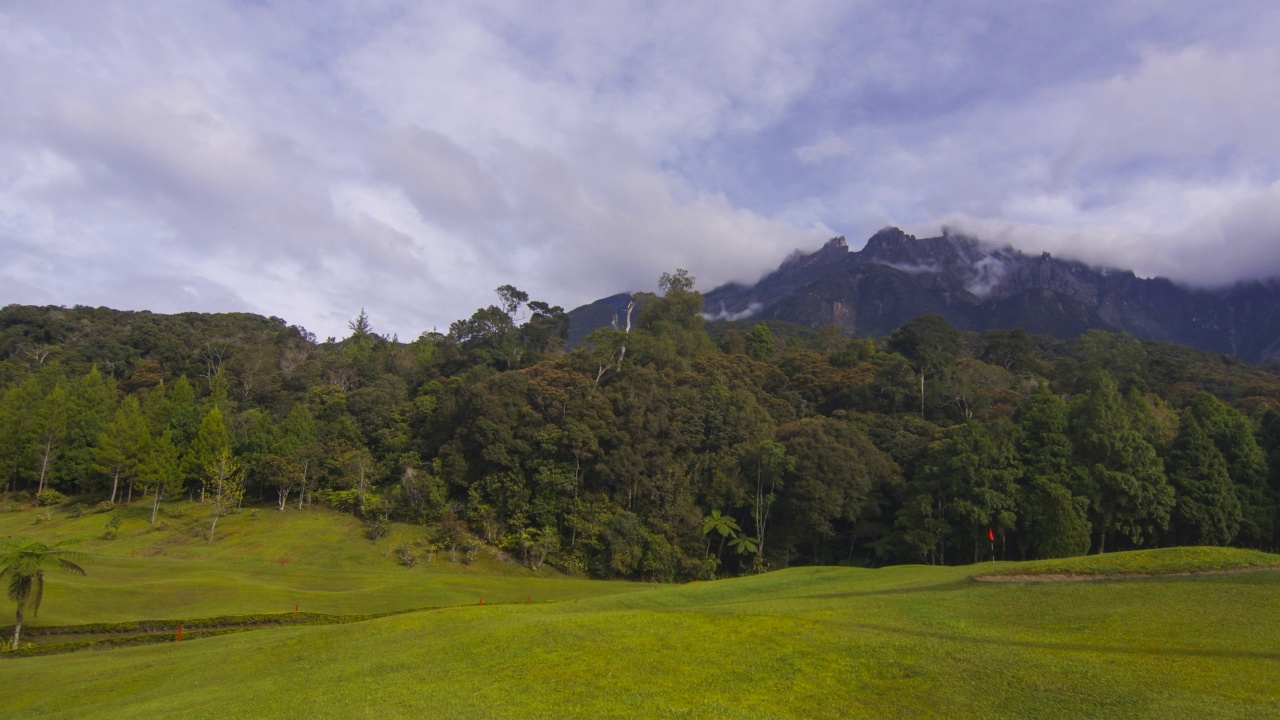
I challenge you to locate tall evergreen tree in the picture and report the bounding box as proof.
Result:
[140,430,182,524]
[1190,394,1274,547]
[29,384,69,494]
[186,407,231,502]
[94,395,151,504]
[0,379,42,492]
[1166,411,1241,546]
[63,367,118,492]
[1016,383,1091,559]
[1070,373,1173,553]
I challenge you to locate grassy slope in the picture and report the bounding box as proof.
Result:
[974,546,1280,578]
[3,502,1280,719]
[0,500,649,624]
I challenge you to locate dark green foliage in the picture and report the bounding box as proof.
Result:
[1031,484,1093,559]
[1188,394,1274,546]
[1166,412,1241,546]
[1070,373,1173,553]
[3,297,1280,577]
[1015,383,1091,559]
[744,323,778,363]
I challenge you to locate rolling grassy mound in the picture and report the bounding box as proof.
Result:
[0,499,648,625]
[4,501,1280,718]
[973,547,1280,581]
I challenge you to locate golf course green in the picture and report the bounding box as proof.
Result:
[3,501,1278,719]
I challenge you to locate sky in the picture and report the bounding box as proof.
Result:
[3,1,1280,340]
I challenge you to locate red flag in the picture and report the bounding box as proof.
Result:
[987,528,995,542]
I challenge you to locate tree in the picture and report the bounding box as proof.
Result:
[29,384,69,495]
[94,395,150,504]
[745,439,792,562]
[1017,383,1091,559]
[1070,373,1173,553]
[186,407,231,502]
[1,540,86,648]
[0,378,42,493]
[265,405,318,512]
[888,314,961,419]
[776,417,898,562]
[913,419,1023,563]
[1189,394,1273,547]
[62,366,118,493]
[140,430,182,525]
[203,447,245,543]
[701,509,741,564]
[981,328,1037,374]
[744,324,778,363]
[632,270,713,365]
[1166,412,1241,546]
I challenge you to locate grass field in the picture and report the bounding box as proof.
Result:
[3,499,1279,719]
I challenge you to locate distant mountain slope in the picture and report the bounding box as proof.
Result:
[569,228,1280,363]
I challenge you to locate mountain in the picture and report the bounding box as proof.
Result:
[570,227,1280,363]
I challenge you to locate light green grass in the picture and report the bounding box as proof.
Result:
[0,500,649,624]
[974,546,1280,579]
[3,501,1279,719]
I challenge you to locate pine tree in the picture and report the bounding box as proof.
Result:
[1190,394,1274,547]
[29,384,69,495]
[203,447,244,543]
[140,430,182,524]
[94,395,151,504]
[186,407,231,503]
[0,378,42,492]
[1017,383,1091,559]
[1070,373,1173,553]
[1167,411,1242,546]
[62,367,118,493]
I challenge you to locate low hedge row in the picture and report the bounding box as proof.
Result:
[1,607,432,658]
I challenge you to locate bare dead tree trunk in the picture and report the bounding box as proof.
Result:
[36,440,56,494]
[150,487,163,525]
[297,459,310,511]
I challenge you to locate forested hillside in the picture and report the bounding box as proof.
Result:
[4,273,1280,580]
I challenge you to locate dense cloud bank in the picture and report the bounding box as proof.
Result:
[3,2,1279,337]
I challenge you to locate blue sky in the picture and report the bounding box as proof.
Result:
[3,1,1279,339]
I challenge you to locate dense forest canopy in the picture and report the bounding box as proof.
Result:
[3,279,1280,581]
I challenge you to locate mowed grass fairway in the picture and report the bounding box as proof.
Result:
[3,503,1280,719]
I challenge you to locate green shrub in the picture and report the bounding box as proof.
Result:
[103,513,123,539]
[367,516,389,542]
[70,503,87,518]
[96,500,116,513]
[35,489,67,506]
[394,543,419,568]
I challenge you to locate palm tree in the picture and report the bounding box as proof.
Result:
[1,540,87,649]
[701,510,742,561]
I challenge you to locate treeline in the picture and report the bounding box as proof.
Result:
[3,276,1280,579]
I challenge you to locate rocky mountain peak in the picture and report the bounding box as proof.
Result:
[568,227,1280,363]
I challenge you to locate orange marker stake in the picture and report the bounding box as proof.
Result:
[294,604,298,612]
[130,550,136,558]
[479,599,483,606]
[176,625,183,642]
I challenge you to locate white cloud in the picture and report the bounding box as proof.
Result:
[2,1,1280,341]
